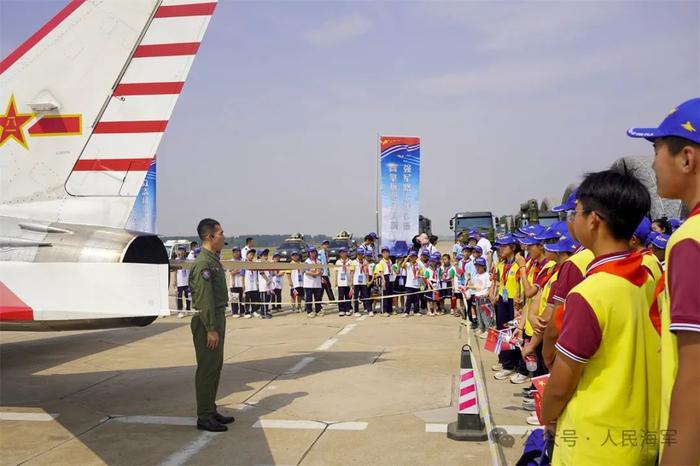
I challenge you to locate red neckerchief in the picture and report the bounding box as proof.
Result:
[537,262,559,287]
[501,258,514,287]
[586,250,648,286]
[648,271,664,336]
[340,258,348,274]
[525,257,534,275]
[689,202,700,218]
[411,261,418,278]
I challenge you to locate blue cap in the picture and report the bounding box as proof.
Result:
[633,217,652,244]
[430,252,442,261]
[474,257,487,267]
[307,246,317,253]
[456,253,464,260]
[469,229,478,236]
[408,250,418,257]
[356,247,365,255]
[339,247,348,253]
[368,232,378,238]
[193,247,201,254]
[646,231,659,247]
[520,236,542,246]
[551,220,569,237]
[177,245,187,250]
[553,191,577,212]
[381,246,390,253]
[272,252,280,257]
[462,245,474,251]
[495,234,517,246]
[290,249,300,256]
[651,233,669,250]
[231,246,240,251]
[480,232,487,238]
[535,227,559,241]
[544,236,577,253]
[627,98,700,144]
[473,245,483,254]
[669,218,682,231]
[513,231,528,239]
[420,248,430,256]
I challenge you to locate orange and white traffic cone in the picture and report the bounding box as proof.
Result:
[447,344,488,441]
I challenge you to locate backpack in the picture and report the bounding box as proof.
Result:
[515,428,553,466]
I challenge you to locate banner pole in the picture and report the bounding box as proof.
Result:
[376,133,381,248]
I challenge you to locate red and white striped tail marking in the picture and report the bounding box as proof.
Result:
[66,0,216,197]
[458,369,479,414]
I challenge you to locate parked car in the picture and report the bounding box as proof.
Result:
[276,237,310,262]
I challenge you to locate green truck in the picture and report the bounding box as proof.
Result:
[449,211,495,241]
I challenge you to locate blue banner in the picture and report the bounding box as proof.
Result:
[380,136,420,255]
[126,159,157,234]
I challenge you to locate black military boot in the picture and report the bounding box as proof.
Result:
[214,412,235,424]
[197,416,227,432]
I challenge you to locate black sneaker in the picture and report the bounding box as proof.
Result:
[214,412,235,424]
[197,417,227,432]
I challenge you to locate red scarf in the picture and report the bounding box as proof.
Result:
[587,250,648,287]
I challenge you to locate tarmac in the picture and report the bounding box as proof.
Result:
[0,300,535,466]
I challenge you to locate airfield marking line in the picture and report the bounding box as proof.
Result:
[425,423,447,433]
[111,415,193,426]
[160,431,219,466]
[252,419,368,431]
[285,356,315,374]
[253,419,325,430]
[0,412,57,422]
[315,338,337,351]
[337,324,356,336]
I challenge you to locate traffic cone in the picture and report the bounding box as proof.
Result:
[447,344,488,441]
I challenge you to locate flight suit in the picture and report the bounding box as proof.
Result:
[189,247,229,421]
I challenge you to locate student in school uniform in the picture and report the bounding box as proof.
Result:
[650,233,669,267]
[449,253,466,317]
[423,252,441,316]
[374,246,396,316]
[303,247,324,317]
[229,246,244,318]
[462,245,478,325]
[175,246,191,318]
[335,247,353,316]
[351,247,372,316]
[467,257,492,335]
[418,250,430,312]
[401,250,424,316]
[491,234,523,381]
[541,170,660,466]
[631,217,663,283]
[287,250,304,312]
[319,240,336,303]
[628,98,700,465]
[392,251,406,310]
[437,254,452,315]
[271,252,283,310]
[367,254,382,316]
[243,248,258,319]
[256,249,272,319]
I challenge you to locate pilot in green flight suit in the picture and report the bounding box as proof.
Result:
[188,218,235,432]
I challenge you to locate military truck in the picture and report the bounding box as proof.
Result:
[449,211,495,240]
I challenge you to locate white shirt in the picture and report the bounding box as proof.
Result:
[477,238,492,268]
[404,261,424,289]
[471,272,492,298]
[273,271,283,289]
[241,245,251,259]
[303,258,322,288]
[425,243,438,255]
[290,263,304,288]
[258,270,274,292]
[335,258,352,287]
[230,259,244,288]
[352,259,370,286]
[176,268,189,287]
[244,267,258,292]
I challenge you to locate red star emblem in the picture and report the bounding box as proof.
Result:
[0,95,34,149]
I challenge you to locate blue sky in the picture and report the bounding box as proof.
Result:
[1,0,698,236]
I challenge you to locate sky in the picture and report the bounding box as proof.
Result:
[1,0,699,236]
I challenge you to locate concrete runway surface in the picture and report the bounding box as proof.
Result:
[1,301,535,466]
